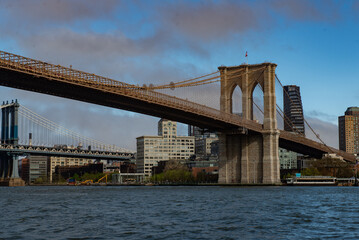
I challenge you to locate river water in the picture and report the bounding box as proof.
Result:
[1,186,359,239]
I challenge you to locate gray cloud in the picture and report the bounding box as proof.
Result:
[152,0,342,42]
[158,0,270,41]
[306,110,338,124]
[305,117,338,148]
[0,0,119,24]
[272,0,340,22]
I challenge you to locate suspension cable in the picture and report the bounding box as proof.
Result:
[18,105,131,152]
[275,74,332,152]
[249,69,303,135]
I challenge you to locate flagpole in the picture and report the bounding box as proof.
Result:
[245,51,248,65]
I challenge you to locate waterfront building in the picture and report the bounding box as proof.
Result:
[55,163,103,180]
[137,119,195,177]
[188,125,218,159]
[339,107,359,154]
[48,157,93,182]
[20,158,30,183]
[195,137,219,158]
[280,85,305,169]
[279,148,297,169]
[29,155,49,183]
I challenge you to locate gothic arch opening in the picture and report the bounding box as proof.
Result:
[252,84,264,124]
[231,85,242,116]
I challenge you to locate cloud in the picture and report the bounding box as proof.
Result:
[305,117,338,148]
[0,0,119,24]
[271,0,340,22]
[151,0,343,42]
[157,0,272,41]
[306,110,338,124]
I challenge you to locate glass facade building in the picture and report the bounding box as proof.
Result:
[280,85,305,169]
[283,85,305,135]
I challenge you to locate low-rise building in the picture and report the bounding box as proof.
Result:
[195,136,219,158]
[49,157,93,182]
[279,148,298,169]
[29,155,49,183]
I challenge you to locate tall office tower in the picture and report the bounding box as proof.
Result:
[280,85,304,170]
[339,107,359,154]
[283,85,305,135]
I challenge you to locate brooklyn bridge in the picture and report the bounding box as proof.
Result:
[0,50,355,186]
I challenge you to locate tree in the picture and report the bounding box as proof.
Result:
[311,157,353,177]
[151,160,194,183]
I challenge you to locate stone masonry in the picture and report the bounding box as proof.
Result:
[218,63,280,184]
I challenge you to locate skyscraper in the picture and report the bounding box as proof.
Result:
[339,107,359,154]
[280,85,304,170]
[283,85,305,135]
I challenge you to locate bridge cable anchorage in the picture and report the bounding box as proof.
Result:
[17,105,132,153]
[275,74,334,153]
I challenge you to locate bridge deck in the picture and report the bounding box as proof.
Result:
[0,144,134,160]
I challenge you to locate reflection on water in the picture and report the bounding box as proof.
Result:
[1,186,359,239]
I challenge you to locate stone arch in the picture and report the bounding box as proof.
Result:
[219,63,276,128]
[251,83,264,124]
[231,85,243,115]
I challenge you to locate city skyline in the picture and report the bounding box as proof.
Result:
[0,0,358,150]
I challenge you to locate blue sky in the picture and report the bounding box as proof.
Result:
[0,0,358,150]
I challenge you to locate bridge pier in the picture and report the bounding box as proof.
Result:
[218,63,280,185]
[219,132,279,184]
[0,154,25,186]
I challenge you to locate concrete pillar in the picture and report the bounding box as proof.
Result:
[6,157,11,178]
[11,155,20,178]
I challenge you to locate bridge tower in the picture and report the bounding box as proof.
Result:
[218,63,280,184]
[0,100,24,186]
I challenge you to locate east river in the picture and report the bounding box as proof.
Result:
[1,186,359,239]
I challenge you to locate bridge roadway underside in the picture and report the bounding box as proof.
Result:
[0,68,355,162]
[0,69,234,131]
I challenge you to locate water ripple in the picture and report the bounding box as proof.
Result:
[2,186,359,239]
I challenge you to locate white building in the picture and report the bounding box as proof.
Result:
[136,119,195,176]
